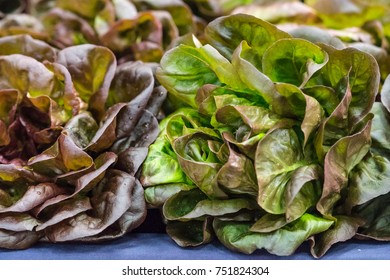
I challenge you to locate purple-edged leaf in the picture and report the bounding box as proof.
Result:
[0,54,55,96]
[86,103,125,152]
[213,213,333,256]
[310,215,364,258]
[144,183,196,208]
[320,46,380,126]
[317,119,372,216]
[250,214,289,233]
[107,61,154,111]
[28,133,94,176]
[217,142,258,196]
[173,133,227,199]
[64,112,99,149]
[0,183,66,213]
[117,179,147,233]
[45,170,139,242]
[255,128,306,214]
[112,109,160,152]
[34,152,117,215]
[36,197,92,231]
[115,147,148,176]
[43,8,99,48]
[56,44,116,121]
[346,152,390,212]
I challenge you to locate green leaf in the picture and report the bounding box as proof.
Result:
[216,105,281,137]
[56,0,105,19]
[213,213,333,256]
[140,137,188,186]
[205,14,290,62]
[156,43,244,108]
[262,38,328,88]
[144,183,196,208]
[166,218,213,247]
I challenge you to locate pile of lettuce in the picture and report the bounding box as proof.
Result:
[140,13,390,258]
[0,34,165,249]
[227,0,390,82]
[0,0,201,63]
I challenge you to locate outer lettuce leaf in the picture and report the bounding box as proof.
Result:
[144,183,196,208]
[255,128,320,220]
[213,213,333,256]
[56,0,105,19]
[0,213,41,232]
[45,169,144,242]
[346,152,390,212]
[317,119,372,216]
[310,215,364,258]
[355,194,390,241]
[140,137,188,186]
[163,188,255,220]
[166,218,213,247]
[28,133,94,177]
[288,26,345,50]
[140,108,207,187]
[43,8,99,48]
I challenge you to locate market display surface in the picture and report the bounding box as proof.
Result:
[2,0,390,259]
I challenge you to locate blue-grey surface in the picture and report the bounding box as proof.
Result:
[0,233,389,260]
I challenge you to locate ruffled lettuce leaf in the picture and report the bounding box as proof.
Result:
[214,213,333,256]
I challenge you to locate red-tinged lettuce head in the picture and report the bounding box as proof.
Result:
[0,35,166,249]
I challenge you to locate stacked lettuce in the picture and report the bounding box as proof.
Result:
[0,0,201,62]
[140,14,390,257]
[0,35,165,249]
